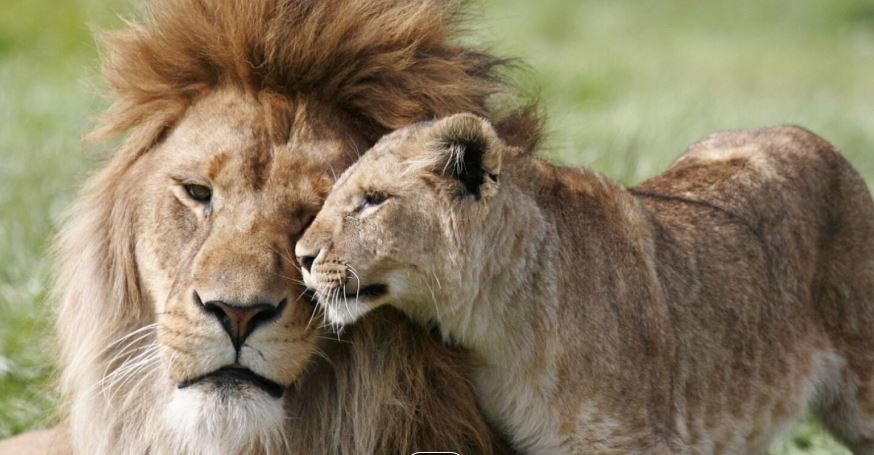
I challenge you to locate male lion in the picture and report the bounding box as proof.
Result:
[0,1,541,454]
[297,113,874,454]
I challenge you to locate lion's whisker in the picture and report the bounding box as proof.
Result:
[92,323,159,364]
[267,244,297,268]
[106,323,159,348]
[120,366,160,410]
[310,346,333,368]
[424,273,442,322]
[108,351,160,395]
[94,327,159,400]
[95,343,162,406]
[101,344,161,390]
[326,162,339,181]
[269,270,302,283]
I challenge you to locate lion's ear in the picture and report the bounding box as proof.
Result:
[427,113,502,200]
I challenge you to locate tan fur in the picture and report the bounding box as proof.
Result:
[298,114,874,454]
[11,0,550,453]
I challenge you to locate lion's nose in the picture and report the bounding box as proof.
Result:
[196,293,287,350]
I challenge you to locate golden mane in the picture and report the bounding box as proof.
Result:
[91,0,541,152]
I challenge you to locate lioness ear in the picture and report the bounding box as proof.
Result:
[427,113,502,199]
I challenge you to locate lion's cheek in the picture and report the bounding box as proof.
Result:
[157,322,235,383]
[135,236,179,313]
[243,339,316,384]
[242,320,319,384]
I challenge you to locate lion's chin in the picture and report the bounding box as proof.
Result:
[179,366,286,398]
[162,386,288,455]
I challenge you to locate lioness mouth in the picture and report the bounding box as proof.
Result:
[179,367,285,398]
[343,283,388,300]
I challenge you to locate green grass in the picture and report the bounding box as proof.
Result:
[0,0,125,436]
[1,0,872,453]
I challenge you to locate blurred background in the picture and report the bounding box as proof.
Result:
[1,0,872,453]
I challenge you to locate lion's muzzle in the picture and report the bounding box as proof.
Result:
[194,291,288,350]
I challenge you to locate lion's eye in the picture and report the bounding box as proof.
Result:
[184,184,212,203]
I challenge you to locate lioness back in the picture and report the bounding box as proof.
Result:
[632,125,874,453]
[299,115,874,454]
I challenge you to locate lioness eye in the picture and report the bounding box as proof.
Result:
[184,184,212,203]
[362,192,389,207]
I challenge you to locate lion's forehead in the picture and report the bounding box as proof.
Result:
[152,147,330,220]
[157,89,359,190]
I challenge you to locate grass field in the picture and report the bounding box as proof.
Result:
[1,0,872,452]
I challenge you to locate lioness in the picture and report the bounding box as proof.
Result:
[297,113,874,454]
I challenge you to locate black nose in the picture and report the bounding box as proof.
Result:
[195,293,287,350]
[297,254,316,273]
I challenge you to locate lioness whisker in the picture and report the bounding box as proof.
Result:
[341,279,353,325]
[346,265,363,303]
[331,287,345,338]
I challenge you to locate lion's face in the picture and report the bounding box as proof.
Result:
[129,89,361,442]
[296,114,503,327]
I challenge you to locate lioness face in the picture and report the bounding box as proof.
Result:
[297,114,503,327]
[131,89,360,436]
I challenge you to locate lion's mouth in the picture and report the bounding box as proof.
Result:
[178,367,285,398]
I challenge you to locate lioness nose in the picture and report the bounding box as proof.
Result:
[297,254,316,273]
[294,243,319,273]
[199,295,287,350]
